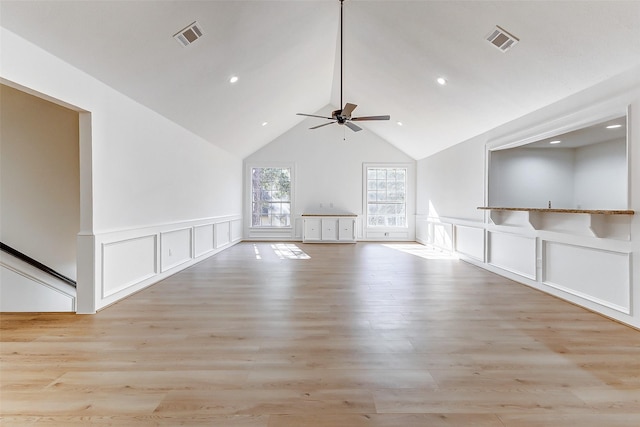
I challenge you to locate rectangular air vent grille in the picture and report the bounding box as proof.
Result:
[173,22,203,47]
[486,25,519,52]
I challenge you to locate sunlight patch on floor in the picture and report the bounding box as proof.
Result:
[253,244,262,259]
[271,243,311,260]
[383,243,459,260]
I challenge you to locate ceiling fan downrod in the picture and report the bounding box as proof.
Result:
[295,0,390,132]
[340,0,344,112]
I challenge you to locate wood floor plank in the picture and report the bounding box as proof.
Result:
[267,413,504,427]
[1,242,639,425]
[372,387,588,414]
[498,413,640,427]
[153,388,376,415]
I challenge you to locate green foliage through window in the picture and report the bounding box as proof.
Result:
[251,167,291,227]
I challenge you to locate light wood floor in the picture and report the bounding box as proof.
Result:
[1,242,639,426]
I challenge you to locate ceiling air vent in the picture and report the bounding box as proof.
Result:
[173,22,203,47]
[486,25,519,52]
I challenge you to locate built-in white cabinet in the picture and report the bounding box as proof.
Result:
[338,218,355,241]
[302,214,356,243]
[304,218,322,241]
[321,219,338,241]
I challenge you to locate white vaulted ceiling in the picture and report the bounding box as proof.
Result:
[1,1,639,159]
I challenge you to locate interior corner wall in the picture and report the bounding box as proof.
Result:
[415,66,640,329]
[416,137,485,221]
[1,27,243,312]
[244,106,416,240]
[1,84,80,280]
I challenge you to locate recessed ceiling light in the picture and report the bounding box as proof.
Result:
[397,121,403,126]
[606,124,622,129]
[436,77,447,85]
[229,76,239,83]
[261,122,268,127]
[549,140,561,145]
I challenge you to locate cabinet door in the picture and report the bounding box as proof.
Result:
[321,219,338,241]
[304,219,322,241]
[338,218,355,241]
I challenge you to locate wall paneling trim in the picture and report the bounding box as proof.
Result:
[194,224,215,258]
[93,215,241,311]
[488,231,537,280]
[102,235,157,298]
[543,241,631,314]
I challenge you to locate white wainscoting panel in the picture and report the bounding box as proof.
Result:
[364,230,410,240]
[247,227,295,240]
[455,225,485,261]
[161,228,193,272]
[431,222,453,251]
[215,221,231,248]
[488,231,536,280]
[415,218,429,243]
[543,241,631,314]
[90,215,242,312]
[102,235,157,297]
[231,219,243,242]
[194,224,215,258]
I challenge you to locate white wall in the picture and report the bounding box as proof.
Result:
[1,27,243,312]
[416,137,485,221]
[416,66,640,329]
[1,84,79,280]
[574,138,627,210]
[488,139,627,210]
[489,147,575,209]
[245,106,415,241]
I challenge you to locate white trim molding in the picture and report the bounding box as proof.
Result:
[361,162,415,242]
[244,161,296,241]
[82,214,242,313]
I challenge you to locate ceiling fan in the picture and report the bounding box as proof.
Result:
[296,0,390,132]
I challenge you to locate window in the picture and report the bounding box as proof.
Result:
[366,166,407,227]
[250,167,291,227]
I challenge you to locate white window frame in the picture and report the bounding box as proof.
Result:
[363,163,411,230]
[246,162,295,230]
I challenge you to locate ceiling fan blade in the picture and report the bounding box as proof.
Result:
[345,122,362,132]
[341,103,358,117]
[351,115,391,121]
[309,121,336,130]
[297,113,333,120]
